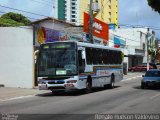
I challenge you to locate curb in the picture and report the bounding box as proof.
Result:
[0,84,4,87]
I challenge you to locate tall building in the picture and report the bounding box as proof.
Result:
[53,0,118,26]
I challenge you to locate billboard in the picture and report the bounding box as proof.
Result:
[37,27,60,44]
[83,12,109,41]
[35,27,84,46]
[114,37,126,48]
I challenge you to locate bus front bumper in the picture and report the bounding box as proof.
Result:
[38,82,77,91]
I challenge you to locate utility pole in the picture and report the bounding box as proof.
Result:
[89,0,94,44]
[147,28,149,71]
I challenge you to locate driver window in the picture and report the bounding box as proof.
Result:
[78,50,85,73]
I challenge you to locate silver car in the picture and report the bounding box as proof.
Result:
[141,69,160,89]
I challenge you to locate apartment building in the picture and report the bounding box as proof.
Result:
[53,0,118,26]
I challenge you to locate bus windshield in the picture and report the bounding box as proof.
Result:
[38,46,77,77]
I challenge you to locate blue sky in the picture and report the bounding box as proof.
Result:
[0,0,160,38]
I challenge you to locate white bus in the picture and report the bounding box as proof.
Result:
[37,41,123,93]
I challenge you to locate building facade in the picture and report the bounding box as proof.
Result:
[53,0,118,26]
[109,28,156,70]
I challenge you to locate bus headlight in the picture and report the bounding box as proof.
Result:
[67,80,77,83]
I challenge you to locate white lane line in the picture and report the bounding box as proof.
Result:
[0,95,35,102]
[150,93,160,100]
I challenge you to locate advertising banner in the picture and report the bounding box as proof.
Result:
[37,27,60,44]
[35,27,84,46]
[114,37,126,48]
[83,12,109,42]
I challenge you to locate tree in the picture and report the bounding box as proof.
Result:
[147,0,160,14]
[0,12,31,27]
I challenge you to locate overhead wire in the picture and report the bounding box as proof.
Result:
[0,10,39,20]
[0,1,159,40]
[118,23,160,31]
[0,4,50,17]
[29,0,53,7]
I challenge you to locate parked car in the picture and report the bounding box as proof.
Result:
[128,63,154,72]
[141,69,160,89]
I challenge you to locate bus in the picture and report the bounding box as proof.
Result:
[37,41,123,93]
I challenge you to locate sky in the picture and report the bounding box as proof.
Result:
[0,0,160,38]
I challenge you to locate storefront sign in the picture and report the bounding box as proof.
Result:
[109,24,116,30]
[114,37,126,48]
[83,12,109,41]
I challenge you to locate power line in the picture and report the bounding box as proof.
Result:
[0,11,5,14]
[118,23,160,31]
[0,4,50,17]
[110,33,140,42]
[37,0,53,4]
[0,10,38,20]
[29,0,53,7]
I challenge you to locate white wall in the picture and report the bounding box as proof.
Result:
[38,20,72,31]
[0,27,34,88]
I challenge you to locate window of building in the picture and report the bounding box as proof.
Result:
[109,5,111,9]
[72,11,76,14]
[72,15,76,18]
[71,19,76,22]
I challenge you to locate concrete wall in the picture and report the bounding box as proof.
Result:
[37,20,72,31]
[0,27,34,88]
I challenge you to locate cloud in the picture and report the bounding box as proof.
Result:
[119,0,160,38]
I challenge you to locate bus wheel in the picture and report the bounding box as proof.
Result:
[108,75,115,89]
[85,81,92,94]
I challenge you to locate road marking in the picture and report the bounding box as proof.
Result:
[150,93,160,100]
[0,95,35,102]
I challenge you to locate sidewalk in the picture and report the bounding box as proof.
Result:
[0,72,143,101]
[0,87,47,101]
[123,72,143,81]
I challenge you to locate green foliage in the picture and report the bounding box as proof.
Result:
[148,48,156,58]
[0,17,25,27]
[147,0,160,13]
[0,12,31,27]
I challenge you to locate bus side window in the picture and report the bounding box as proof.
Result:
[78,50,85,73]
[103,49,108,64]
[86,47,93,65]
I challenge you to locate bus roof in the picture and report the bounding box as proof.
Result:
[77,42,122,51]
[40,41,122,51]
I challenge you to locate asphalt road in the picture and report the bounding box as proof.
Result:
[0,77,160,120]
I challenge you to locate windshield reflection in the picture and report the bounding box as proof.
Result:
[38,49,77,76]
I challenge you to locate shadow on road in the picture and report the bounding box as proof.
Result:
[36,86,121,97]
[133,85,160,91]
